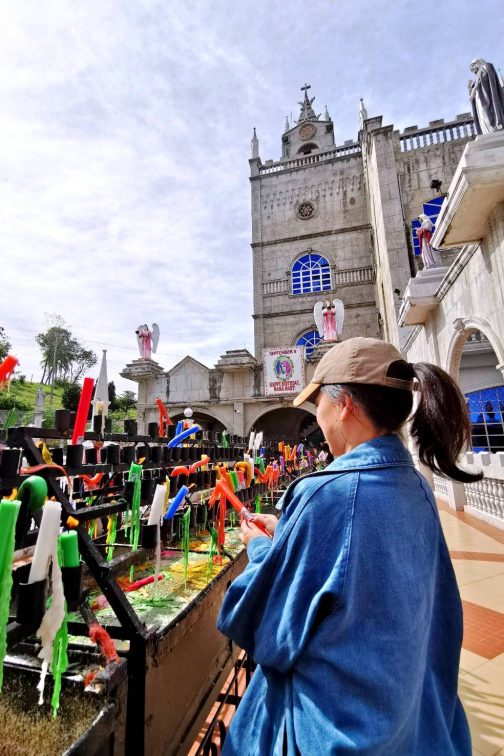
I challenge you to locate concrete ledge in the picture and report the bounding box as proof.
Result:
[432,131,504,248]
[397,266,449,326]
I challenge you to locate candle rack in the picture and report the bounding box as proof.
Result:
[1,424,297,755]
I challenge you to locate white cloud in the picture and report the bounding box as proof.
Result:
[0,0,501,391]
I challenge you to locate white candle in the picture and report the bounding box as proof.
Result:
[147,484,165,525]
[28,501,61,584]
[244,454,255,481]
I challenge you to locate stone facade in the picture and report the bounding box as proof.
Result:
[123,87,476,442]
[398,131,504,527]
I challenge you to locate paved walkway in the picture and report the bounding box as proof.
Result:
[438,501,504,756]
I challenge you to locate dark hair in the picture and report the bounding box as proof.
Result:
[323,360,482,484]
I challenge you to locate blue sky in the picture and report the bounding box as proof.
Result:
[1,0,502,392]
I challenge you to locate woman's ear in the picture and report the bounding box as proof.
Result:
[339,393,354,422]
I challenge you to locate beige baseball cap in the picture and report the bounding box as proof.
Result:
[293,337,414,406]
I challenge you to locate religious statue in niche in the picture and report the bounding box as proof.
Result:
[314,299,345,342]
[136,323,160,359]
[416,214,440,269]
[468,59,504,135]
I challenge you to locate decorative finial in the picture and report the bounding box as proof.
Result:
[324,105,331,121]
[297,83,317,123]
[251,127,259,159]
[284,115,290,132]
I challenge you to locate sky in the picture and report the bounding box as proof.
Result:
[1,0,502,393]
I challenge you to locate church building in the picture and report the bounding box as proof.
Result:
[123,85,477,445]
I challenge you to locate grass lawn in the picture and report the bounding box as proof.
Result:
[7,381,64,410]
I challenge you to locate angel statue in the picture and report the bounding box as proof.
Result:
[136,323,160,359]
[314,299,344,343]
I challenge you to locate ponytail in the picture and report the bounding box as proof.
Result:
[410,363,483,483]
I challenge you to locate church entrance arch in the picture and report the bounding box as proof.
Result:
[247,406,320,446]
[447,319,504,453]
[170,409,227,435]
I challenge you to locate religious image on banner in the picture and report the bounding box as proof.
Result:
[263,347,306,396]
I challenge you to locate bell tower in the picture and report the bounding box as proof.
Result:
[250,85,378,362]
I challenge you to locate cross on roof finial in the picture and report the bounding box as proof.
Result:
[301,83,311,94]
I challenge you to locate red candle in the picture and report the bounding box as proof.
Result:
[71,377,95,445]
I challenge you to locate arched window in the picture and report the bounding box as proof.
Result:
[297,143,319,155]
[291,252,332,295]
[296,330,322,359]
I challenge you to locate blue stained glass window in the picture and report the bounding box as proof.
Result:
[411,195,445,256]
[465,386,504,452]
[292,253,332,295]
[296,330,322,359]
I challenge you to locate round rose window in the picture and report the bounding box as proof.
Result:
[297,201,315,219]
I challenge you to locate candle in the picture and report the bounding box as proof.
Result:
[148,484,166,525]
[29,501,62,584]
[167,425,202,448]
[59,531,79,568]
[164,485,189,520]
[0,499,21,691]
[71,377,95,445]
[244,454,255,482]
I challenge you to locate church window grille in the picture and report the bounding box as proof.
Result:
[296,330,322,359]
[466,386,504,453]
[291,253,332,295]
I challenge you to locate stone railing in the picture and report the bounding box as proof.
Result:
[263,279,289,295]
[399,116,476,152]
[433,451,504,523]
[464,477,504,520]
[259,143,361,175]
[263,266,374,296]
[334,266,373,285]
[433,474,449,500]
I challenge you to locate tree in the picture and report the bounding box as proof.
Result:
[0,326,11,360]
[36,314,97,385]
[108,381,118,411]
[116,390,137,416]
[61,382,81,412]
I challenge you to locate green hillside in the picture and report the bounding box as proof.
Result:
[7,381,64,410]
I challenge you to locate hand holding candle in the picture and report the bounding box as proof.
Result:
[214,480,272,539]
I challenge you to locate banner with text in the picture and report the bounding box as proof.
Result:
[263,347,306,396]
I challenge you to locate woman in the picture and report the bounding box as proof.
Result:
[217,337,480,755]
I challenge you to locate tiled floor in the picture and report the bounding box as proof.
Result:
[438,501,504,755]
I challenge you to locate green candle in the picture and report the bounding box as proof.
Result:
[231,471,240,491]
[182,507,191,589]
[59,531,80,568]
[0,499,21,691]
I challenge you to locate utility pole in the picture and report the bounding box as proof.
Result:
[49,332,59,406]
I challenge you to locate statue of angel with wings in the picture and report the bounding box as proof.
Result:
[314,300,344,342]
[136,323,160,359]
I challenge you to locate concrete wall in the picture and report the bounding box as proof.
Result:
[397,140,470,225]
[361,119,412,346]
[403,203,504,382]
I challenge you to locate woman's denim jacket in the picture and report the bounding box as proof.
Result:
[217,435,471,755]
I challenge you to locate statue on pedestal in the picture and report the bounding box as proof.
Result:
[314,299,345,342]
[416,215,440,269]
[136,323,160,360]
[468,59,504,135]
[34,386,45,426]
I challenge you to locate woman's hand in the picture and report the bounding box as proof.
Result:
[239,514,278,546]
